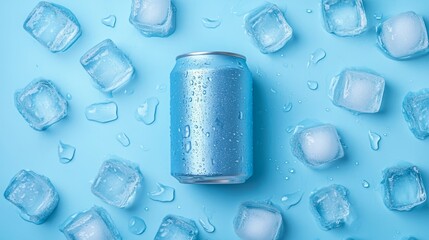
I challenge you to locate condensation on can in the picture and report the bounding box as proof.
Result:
[170,52,253,184]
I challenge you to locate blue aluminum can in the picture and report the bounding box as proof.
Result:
[170,52,253,184]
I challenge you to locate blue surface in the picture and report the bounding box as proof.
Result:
[1,0,429,239]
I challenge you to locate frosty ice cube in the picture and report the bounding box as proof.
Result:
[321,0,367,37]
[377,11,429,60]
[81,39,135,93]
[245,3,293,54]
[91,158,143,208]
[309,184,351,230]
[155,215,198,240]
[291,123,344,167]
[4,170,59,224]
[15,79,68,131]
[329,69,385,113]
[233,201,283,240]
[402,89,429,140]
[60,206,121,240]
[23,1,81,52]
[382,165,426,211]
[129,0,176,37]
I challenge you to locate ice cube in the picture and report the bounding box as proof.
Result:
[233,201,283,240]
[23,1,81,52]
[321,0,367,37]
[376,11,429,60]
[91,158,143,208]
[3,170,59,224]
[80,39,135,93]
[155,215,199,240]
[245,3,293,54]
[309,184,351,230]
[129,0,176,37]
[329,69,385,113]
[382,165,426,211]
[15,79,68,130]
[402,89,429,140]
[60,206,121,240]
[291,123,344,167]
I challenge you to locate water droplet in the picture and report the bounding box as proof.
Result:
[156,84,167,92]
[280,190,304,209]
[135,97,159,125]
[58,141,76,164]
[286,126,295,133]
[184,125,191,138]
[307,81,319,90]
[128,216,146,235]
[270,88,277,94]
[373,12,383,20]
[116,132,130,147]
[122,89,134,95]
[362,180,370,188]
[199,217,215,233]
[283,102,293,112]
[308,48,326,67]
[185,141,192,153]
[298,100,302,104]
[148,183,175,202]
[205,132,210,137]
[177,205,182,209]
[202,17,221,29]
[355,161,360,166]
[306,9,313,13]
[368,131,381,151]
[66,93,72,100]
[238,111,243,120]
[325,108,331,112]
[289,169,295,174]
[85,102,118,123]
[285,176,289,180]
[328,177,334,181]
[144,207,149,211]
[101,15,116,28]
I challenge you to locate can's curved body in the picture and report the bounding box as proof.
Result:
[170,52,253,184]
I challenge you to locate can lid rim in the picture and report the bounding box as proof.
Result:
[176,51,246,60]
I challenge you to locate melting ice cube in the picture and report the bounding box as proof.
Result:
[60,206,121,240]
[382,165,426,211]
[245,3,293,54]
[81,39,134,93]
[309,184,351,230]
[15,79,68,130]
[376,11,429,60]
[321,0,367,36]
[4,170,59,224]
[91,158,143,208]
[23,1,81,52]
[291,123,344,167]
[329,69,385,113]
[233,201,283,240]
[129,0,176,37]
[155,215,199,240]
[402,89,429,140]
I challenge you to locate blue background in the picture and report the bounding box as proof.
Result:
[1,0,429,239]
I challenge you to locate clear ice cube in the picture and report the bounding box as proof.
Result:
[376,11,429,60]
[129,0,176,37]
[4,170,59,224]
[233,201,283,240]
[80,39,135,93]
[245,3,293,54]
[402,89,429,140]
[60,206,121,240]
[321,0,367,37]
[291,123,344,167]
[329,69,385,113]
[23,1,81,52]
[91,158,143,208]
[309,184,351,230]
[155,215,199,240]
[14,79,68,131]
[382,165,426,211]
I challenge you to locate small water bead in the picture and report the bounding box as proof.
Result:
[128,216,146,235]
[306,9,313,13]
[368,131,381,151]
[85,101,118,123]
[116,132,130,147]
[308,48,326,66]
[286,126,294,133]
[66,93,72,100]
[373,12,383,20]
[285,176,289,180]
[135,97,159,125]
[270,88,277,94]
[281,190,304,209]
[362,180,370,188]
[202,17,221,29]
[58,141,76,164]
[101,15,116,28]
[199,216,216,233]
[283,102,293,112]
[289,169,295,174]
[148,183,175,202]
[185,141,192,153]
[238,111,243,120]
[184,125,191,138]
[307,81,319,90]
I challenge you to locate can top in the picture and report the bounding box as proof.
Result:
[176,51,246,60]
